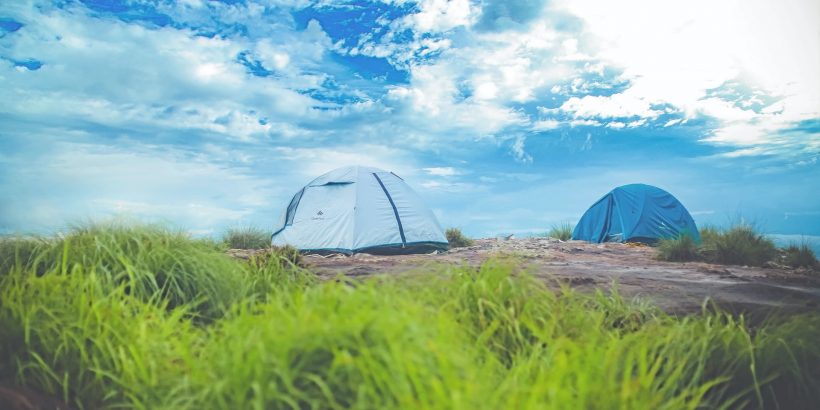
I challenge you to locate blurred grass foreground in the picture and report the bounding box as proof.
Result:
[0,223,818,409]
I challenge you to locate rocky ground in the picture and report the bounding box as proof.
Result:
[235,237,820,318]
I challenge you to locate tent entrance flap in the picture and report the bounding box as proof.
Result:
[372,173,406,246]
[272,187,305,237]
[285,188,305,226]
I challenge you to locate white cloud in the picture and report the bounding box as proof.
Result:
[419,180,477,192]
[626,119,646,128]
[1,0,817,237]
[94,199,248,225]
[473,81,499,100]
[0,7,332,142]
[558,92,662,119]
[362,14,581,154]
[695,98,757,122]
[423,167,459,176]
[0,141,273,232]
[510,135,532,163]
[555,0,820,154]
[531,119,561,130]
[716,146,767,158]
[569,119,602,127]
[374,0,816,156]
[272,145,414,178]
[404,0,477,32]
[385,62,529,137]
[701,122,771,146]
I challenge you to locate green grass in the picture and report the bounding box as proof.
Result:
[0,235,47,276]
[700,225,777,267]
[783,243,819,269]
[546,222,574,241]
[222,225,270,249]
[698,224,721,246]
[658,225,781,267]
[657,234,699,262]
[1,224,819,409]
[247,245,305,269]
[0,222,286,319]
[446,227,474,248]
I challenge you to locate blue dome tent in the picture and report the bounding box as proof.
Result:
[572,184,700,244]
[272,166,448,255]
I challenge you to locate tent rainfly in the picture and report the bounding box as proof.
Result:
[271,166,448,255]
[572,183,700,244]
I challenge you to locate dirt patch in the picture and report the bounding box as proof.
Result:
[254,237,820,317]
[0,381,71,410]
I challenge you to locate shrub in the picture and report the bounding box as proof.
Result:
[446,227,474,248]
[700,225,777,267]
[783,243,818,269]
[547,222,574,241]
[657,234,699,262]
[223,225,270,249]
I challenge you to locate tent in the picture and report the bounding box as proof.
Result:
[271,166,448,254]
[571,183,700,244]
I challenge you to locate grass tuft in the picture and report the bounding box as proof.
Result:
[222,225,270,249]
[243,246,314,300]
[446,227,474,248]
[657,234,699,262]
[0,222,304,320]
[700,225,777,267]
[247,245,304,269]
[546,222,574,241]
[782,243,818,269]
[658,224,781,268]
[0,236,48,277]
[698,224,721,246]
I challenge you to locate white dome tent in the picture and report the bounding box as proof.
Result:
[271,166,448,255]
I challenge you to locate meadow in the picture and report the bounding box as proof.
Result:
[1,224,818,409]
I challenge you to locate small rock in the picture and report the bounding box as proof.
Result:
[697,266,731,275]
[564,277,595,285]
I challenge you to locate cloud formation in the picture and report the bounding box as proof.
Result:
[0,0,817,236]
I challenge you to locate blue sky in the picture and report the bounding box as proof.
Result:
[1,0,818,238]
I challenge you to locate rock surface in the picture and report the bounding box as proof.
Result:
[293,237,820,317]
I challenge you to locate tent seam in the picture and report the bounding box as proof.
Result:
[372,172,407,246]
